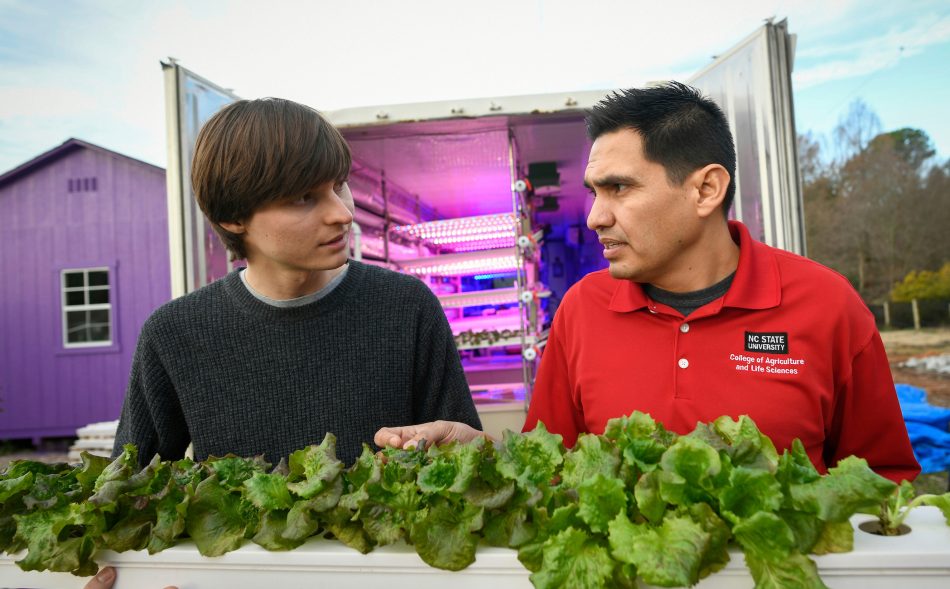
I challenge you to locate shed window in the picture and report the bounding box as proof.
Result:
[61,268,112,347]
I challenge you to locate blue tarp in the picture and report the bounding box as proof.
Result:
[896,383,950,474]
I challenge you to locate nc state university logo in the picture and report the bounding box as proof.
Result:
[744,332,788,354]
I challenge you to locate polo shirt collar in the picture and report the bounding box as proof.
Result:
[607,220,780,313]
[722,220,781,310]
[608,276,651,313]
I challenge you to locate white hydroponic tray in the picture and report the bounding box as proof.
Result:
[2,507,948,589]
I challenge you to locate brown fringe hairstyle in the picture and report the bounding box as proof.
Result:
[191,98,352,260]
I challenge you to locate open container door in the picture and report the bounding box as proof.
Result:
[688,19,804,254]
[161,60,240,298]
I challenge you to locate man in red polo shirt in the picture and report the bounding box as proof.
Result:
[377,82,919,483]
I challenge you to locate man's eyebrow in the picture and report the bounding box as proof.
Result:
[583,174,640,190]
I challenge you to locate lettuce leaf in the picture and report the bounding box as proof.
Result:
[287,434,344,499]
[409,496,484,571]
[790,456,897,522]
[497,423,564,499]
[185,474,249,557]
[609,512,709,587]
[744,551,828,589]
[658,436,724,507]
[603,412,676,482]
[560,433,620,489]
[13,503,104,576]
[577,473,627,534]
[529,527,614,589]
[718,466,784,523]
[922,493,950,523]
[243,472,294,511]
[417,439,480,495]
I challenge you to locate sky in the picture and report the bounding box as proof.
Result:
[1,0,949,174]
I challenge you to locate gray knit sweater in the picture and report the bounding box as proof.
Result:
[112,261,481,467]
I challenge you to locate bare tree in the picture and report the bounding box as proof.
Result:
[802,100,949,302]
[833,99,881,165]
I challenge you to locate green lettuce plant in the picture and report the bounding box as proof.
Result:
[1,413,947,588]
[873,480,950,536]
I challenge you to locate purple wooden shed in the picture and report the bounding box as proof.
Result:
[0,138,170,444]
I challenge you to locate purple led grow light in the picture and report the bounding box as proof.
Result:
[390,213,518,249]
[400,248,519,276]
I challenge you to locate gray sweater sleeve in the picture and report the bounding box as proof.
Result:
[112,325,190,466]
[411,284,482,431]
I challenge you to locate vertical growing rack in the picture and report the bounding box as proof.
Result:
[336,111,597,437]
[388,201,548,436]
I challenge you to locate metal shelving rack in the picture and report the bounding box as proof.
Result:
[388,196,546,412]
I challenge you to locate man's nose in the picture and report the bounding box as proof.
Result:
[587,195,611,231]
[329,194,355,226]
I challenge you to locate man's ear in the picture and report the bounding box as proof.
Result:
[218,220,246,234]
[690,164,730,219]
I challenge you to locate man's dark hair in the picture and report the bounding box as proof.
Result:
[192,98,351,260]
[586,82,736,216]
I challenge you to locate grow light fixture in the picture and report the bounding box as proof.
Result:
[438,286,520,308]
[391,213,518,247]
[472,271,517,281]
[400,248,519,276]
[442,236,519,253]
[352,233,420,261]
[449,310,523,334]
[427,230,515,245]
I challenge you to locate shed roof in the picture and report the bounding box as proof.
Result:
[0,138,164,189]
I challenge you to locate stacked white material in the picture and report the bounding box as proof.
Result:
[67,420,118,462]
[901,354,950,376]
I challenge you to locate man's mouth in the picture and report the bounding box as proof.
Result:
[599,238,625,249]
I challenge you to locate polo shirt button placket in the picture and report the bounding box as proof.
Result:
[673,317,691,398]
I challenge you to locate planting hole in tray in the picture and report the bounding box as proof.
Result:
[858,520,912,536]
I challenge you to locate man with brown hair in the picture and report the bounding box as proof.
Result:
[112,97,481,468]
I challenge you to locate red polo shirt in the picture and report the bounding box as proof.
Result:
[525,221,919,482]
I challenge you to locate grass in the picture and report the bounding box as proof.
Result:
[913,471,949,496]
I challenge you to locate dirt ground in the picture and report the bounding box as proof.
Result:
[0,442,70,468]
[879,327,950,494]
[881,327,950,407]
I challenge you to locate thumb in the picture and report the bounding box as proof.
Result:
[84,567,116,589]
[374,426,411,448]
